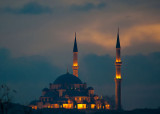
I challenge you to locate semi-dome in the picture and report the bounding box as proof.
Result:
[54,73,82,85]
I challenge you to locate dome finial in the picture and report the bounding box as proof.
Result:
[67,66,69,74]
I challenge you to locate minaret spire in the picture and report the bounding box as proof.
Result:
[116,27,120,48]
[73,32,78,52]
[115,27,122,110]
[72,32,79,77]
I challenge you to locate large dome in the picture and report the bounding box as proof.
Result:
[54,73,82,85]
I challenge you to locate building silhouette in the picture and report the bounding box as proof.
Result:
[29,33,110,110]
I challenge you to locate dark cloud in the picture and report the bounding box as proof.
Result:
[79,52,160,109]
[80,52,160,85]
[70,2,106,12]
[0,48,62,103]
[0,48,61,83]
[79,54,114,85]
[2,2,52,14]
[123,52,160,85]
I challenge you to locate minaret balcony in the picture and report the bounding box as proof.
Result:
[72,66,79,69]
[114,77,122,80]
[115,62,122,65]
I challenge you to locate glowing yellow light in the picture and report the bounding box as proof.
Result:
[105,104,110,109]
[96,104,102,109]
[63,104,73,109]
[68,99,71,104]
[34,106,37,110]
[73,63,78,66]
[91,104,95,109]
[48,105,50,108]
[116,59,121,62]
[116,75,121,79]
[77,104,86,109]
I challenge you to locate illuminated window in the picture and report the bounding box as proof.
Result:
[91,104,95,109]
[34,106,37,110]
[53,104,59,108]
[116,75,121,79]
[96,104,101,109]
[63,104,73,109]
[105,104,110,109]
[77,104,86,109]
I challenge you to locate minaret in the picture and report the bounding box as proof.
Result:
[72,32,79,77]
[114,28,122,110]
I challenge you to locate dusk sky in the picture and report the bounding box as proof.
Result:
[0,0,160,110]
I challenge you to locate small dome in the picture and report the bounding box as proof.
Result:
[54,73,82,85]
[88,87,94,90]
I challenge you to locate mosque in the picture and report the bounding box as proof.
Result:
[29,30,122,110]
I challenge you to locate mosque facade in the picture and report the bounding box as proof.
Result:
[29,30,122,110]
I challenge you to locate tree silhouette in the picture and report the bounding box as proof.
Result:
[0,84,16,114]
